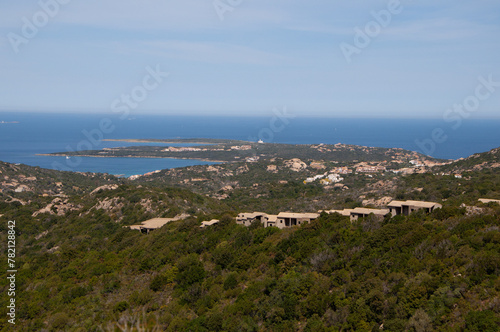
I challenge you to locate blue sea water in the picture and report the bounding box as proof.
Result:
[0,112,499,177]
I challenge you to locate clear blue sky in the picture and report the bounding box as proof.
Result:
[1,0,499,118]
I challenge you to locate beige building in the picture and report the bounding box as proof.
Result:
[130,218,173,234]
[237,199,444,229]
[478,198,500,205]
[387,200,442,216]
[324,208,388,221]
[237,212,319,228]
[264,214,279,228]
[323,209,354,217]
[356,166,387,173]
[236,212,269,226]
[276,212,319,228]
[349,208,390,221]
[130,214,189,234]
[200,219,220,228]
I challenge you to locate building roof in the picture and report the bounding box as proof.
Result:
[325,209,354,216]
[388,200,441,208]
[404,200,442,208]
[237,212,267,219]
[129,225,142,230]
[277,212,320,219]
[130,214,190,230]
[200,219,220,228]
[479,198,500,204]
[351,208,390,216]
[266,214,279,222]
[387,200,406,208]
[138,218,174,229]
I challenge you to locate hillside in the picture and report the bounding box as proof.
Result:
[437,147,500,174]
[1,190,499,331]
[133,149,500,213]
[0,161,121,196]
[0,153,499,331]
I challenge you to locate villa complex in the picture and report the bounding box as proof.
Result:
[387,200,442,216]
[237,212,320,229]
[238,200,442,228]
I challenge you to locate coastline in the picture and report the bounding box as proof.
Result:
[102,138,244,145]
[35,153,226,163]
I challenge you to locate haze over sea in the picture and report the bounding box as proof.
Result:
[0,112,499,177]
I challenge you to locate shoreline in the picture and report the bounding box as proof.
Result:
[102,138,246,145]
[35,153,227,163]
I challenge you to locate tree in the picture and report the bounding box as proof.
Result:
[407,309,432,332]
[176,254,206,288]
[224,273,238,290]
[465,310,500,332]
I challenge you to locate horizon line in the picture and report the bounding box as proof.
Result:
[1,109,500,120]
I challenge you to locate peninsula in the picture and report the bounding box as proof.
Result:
[39,138,447,165]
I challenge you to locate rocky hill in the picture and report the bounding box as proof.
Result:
[438,146,500,174]
[0,147,499,330]
[0,162,499,330]
[0,161,121,197]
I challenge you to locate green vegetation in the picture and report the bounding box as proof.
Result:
[0,161,122,196]
[0,146,499,330]
[439,147,500,174]
[1,187,499,330]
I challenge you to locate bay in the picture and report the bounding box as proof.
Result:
[0,112,498,177]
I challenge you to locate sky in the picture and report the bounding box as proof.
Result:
[0,0,499,118]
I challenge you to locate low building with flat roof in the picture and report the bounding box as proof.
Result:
[130,214,189,234]
[276,212,320,228]
[388,200,442,216]
[349,208,390,221]
[200,219,220,228]
[236,212,268,226]
[478,198,500,205]
[323,209,354,217]
[130,218,173,234]
[237,212,319,228]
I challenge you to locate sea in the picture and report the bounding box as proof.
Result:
[0,112,499,177]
